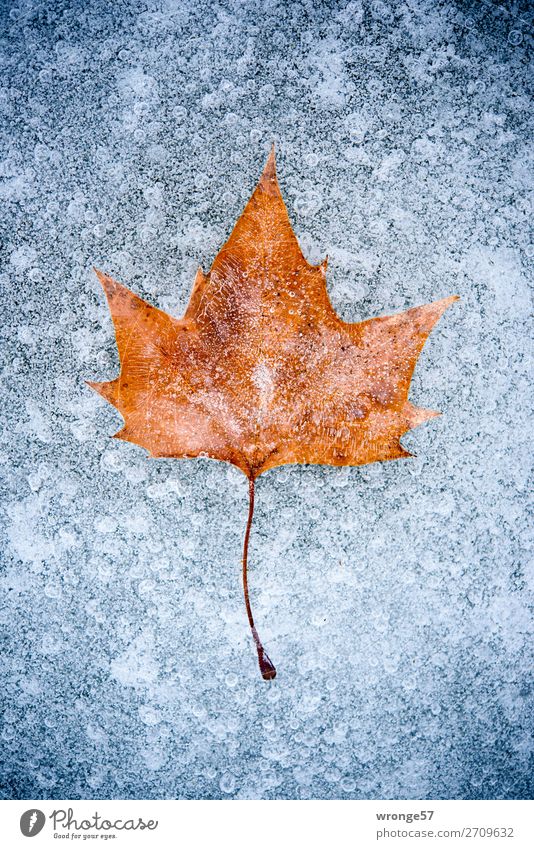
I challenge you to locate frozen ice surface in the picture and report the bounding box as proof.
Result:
[1,0,533,800]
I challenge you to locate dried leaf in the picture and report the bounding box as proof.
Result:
[89,148,458,679]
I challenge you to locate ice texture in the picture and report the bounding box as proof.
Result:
[0,0,532,800]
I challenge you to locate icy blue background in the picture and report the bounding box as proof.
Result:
[1,0,532,800]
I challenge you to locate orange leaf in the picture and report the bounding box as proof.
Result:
[89,148,458,679]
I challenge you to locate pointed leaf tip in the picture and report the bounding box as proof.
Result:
[259,146,279,194]
[93,267,109,285]
[86,379,119,404]
[93,268,122,300]
[441,294,460,309]
[86,379,107,398]
[408,406,441,428]
[430,294,460,325]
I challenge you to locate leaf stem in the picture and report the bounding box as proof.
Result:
[242,476,276,680]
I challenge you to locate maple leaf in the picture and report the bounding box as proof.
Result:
[89,147,458,680]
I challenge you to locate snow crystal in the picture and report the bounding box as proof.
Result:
[0,0,532,802]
